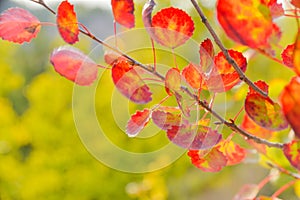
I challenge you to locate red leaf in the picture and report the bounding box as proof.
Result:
[112,59,152,104]
[268,0,284,19]
[50,46,98,86]
[165,68,181,95]
[280,77,300,137]
[281,44,295,69]
[126,109,151,137]
[283,140,300,170]
[200,38,214,72]
[206,50,247,92]
[151,7,194,48]
[218,140,246,166]
[182,63,204,89]
[245,81,288,131]
[57,0,79,44]
[291,0,300,8]
[167,124,222,150]
[111,0,135,28]
[217,0,281,52]
[152,107,181,130]
[0,7,41,44]
[233,184,259,200]
[188,148,227,172]
[294,29,300,75]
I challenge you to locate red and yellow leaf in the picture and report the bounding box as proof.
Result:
[283,140,300,170]
[206,50,247,92]
[217,0,281,51]
[126,109,151,137]
[245,81,288,131]
[152,107,181,130]
[293,29,300,75]
[268,0,284,19]
[188,147,227,172]
[182,63,203,89]
[50,46,98,86]
[200,38,214,73]
[167,124,222,150]
[281,44,295,69]
[280,77,300,137]
[165,68,181,95]
[111,0,135,28]
[0,7,41,44]
[218,140,246,166]
[151,7,194,48]
[57,0,79,44]
[112,59,152,104]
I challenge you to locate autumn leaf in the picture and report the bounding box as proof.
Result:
[280,77,300,137]
[217,0,281,52]
[57,0,79,44]
[281,44,295,69]
[268,0,284,19]
[200,38,214,73]
[245,80,288,131]
[182,63,203,89]
[293,29,300,75]
[151,7,194,48]
[126,109,151,137]
[205,50,247,92]
[218,139,246,166]
[112,58,152,104]
[50,46,98,86]
[0,7,41,44]
[111,0,135,28]
[291,0,300,8]
[283,140,300,170]
[165,68,181,95]
[188,147,227,172]
[167,124,222,150]
[152,107,181,130]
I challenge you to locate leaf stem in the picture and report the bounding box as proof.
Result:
[271,180,296,199]
[190,0,268,98]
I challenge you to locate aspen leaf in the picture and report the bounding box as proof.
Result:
[126,109,151,137]
[182,63,204,89]
[283,140,300,170]
[165,68,181,95]
[152,108,181,130]
[281,44,295,69]
[111,0,135,28]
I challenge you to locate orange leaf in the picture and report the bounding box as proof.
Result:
[50,46,98,86]
[126,109,151,137]
[182,63,203,89]
[57,0,79,44]
[188,147,227,172]
[206,50,247,92]
[165,68,181,95]
[283,140,300,170]
[291,0,300,8]
[293,29,300,75]
[152,107,181,130]
[281,44,295,69]
[167,124,222,150]
[217,0,281,51]
[151,7,194,48]
[245,81,288,131]
[218,140,246,166]
[280,77,300,137]
[111,0,135,28]
[0,7,41,44]
[200,38,214,73]
[112,59,152,104]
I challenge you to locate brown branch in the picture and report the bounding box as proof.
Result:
[267,162,300,180]
[190,0,268,99]
[30,0,284,149]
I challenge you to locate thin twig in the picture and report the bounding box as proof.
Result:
[190,0,268,98]
[267,162,300,179]
[30,0,284,149]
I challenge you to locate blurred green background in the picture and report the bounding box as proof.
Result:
[0,0,299,199]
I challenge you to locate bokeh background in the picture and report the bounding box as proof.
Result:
[0,0,298,199]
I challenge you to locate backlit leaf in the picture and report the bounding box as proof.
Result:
[268,0,284,19]
[165,68,181,95]
[233,184,259,200]
[50,46,98,86]
[111,0,135,28]
[218,140,246,166]
[217,0,281,51]
[57,0,79,44]
[291,0,300,8]
[206,50,247,92]
[283,140,300,170]
[0,7,41,44]
[167,124,222,150]
[200,38,214,73]
[112,59,152,104]
[188,147,227,172]
[126,109,151,137]
[293,29,300,75]
[152,107,181,130]
[280,77,300,137]
[245,81,288,131]
[182,63,203,89]
[151,7,194,48]
[281,44,295,69]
